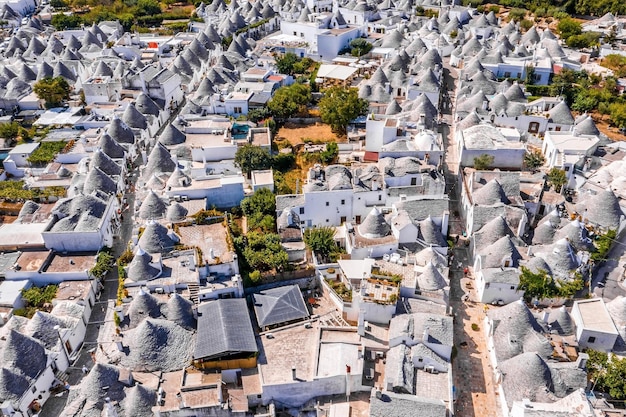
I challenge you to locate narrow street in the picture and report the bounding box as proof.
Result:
[440,61,502,417]
[39,163,139,417]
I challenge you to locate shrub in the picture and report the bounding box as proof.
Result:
[471,323,479,331]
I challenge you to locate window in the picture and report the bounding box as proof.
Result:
[411,177,417,186]
[485,283,490,289]
[555,126,561,132]
[32,386,37,394]
[504,259,511,267]
[528,122,540,134]
[299,207,304,215]
[517,73,521,78]
[293,31,297,36]
[565,166,570,172]
[588,336,596,344]
[341,199,345,205]
[341,216,346,223]
[504,72,511,78]
[510,286,515,290]
[378,195,382,201]
[326,202,329,206]
[234,106,242,114]
[326,219,329,222]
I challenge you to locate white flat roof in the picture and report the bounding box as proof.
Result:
[317,64,358,81]
[574,298,619,334]
[0,222,47,247]
[338,258,375,281]
[0,280,29,305]
[9,142,39,154]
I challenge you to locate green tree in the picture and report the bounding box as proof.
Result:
[609,102,626,128]
[566,32,601,49]
[350,38,373,57]
[236,231,288,272]
[557,18,582,40]
[525,65,536,85]
[508,8,527,22]
[318,86,368,134]
[247,107,271,123]
[523,149,545,170]
[51,13,83,30]
[587,349,626,400]
[303,226,341,262]
[21,285,59,308]
[602,54,626,77]
[274,52,299,76]
[234,144,272,175]
[267,83,311,120]
[591,229,617,262]
[136,0,161,16]
[90,250,115,279]
[0,122,21,142]
[241,188,274,217]
[33,77,72,108]
[517,266,583,302]
[473,154,494,170]
[547,167,567,192]
[272,152,295,172]
[320,141,338,164]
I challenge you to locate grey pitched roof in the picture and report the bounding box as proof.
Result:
[386,100,402,115]
[99,132,125,159]
[25,310,75,350]
[53,61,77,82]
[548,101,575,125]
[125,318,194,372]
[128,288,163,328]
[78,363,125,404]
[165,167,190,188]
[83,166,117,195]
[137,190,168,220]
[253,285,309,328]
[540,239,579,279]
[393,198,449,223]
[481,268,520,285]
[122,384,157,417]
[166,202,189,222]
[127,246,160,282]
[164,293,196,330]
[90,149,122,176]
[107,117,135,144]
[417,262,447,291]
[0,367,30,404]
[137,220,179,254]
[554,219,593,252]
[122,103,148,130]
[418,216,446,247]
[136,93,161,116]
[547,306,574,335]
[385,344,414,394]
[370,388,447,417]
[499,352,554,407]
[472,179,509,206]
[488,299,552,361]
[414,247,447,268]
[1,330,47,379]
[17,200,40,221]
[194,298,257,360]
[532,215,559,245]
[37,61,54,80]
[144,143,177,176]
[92,60,113,77]
[159,123,186,146]
[576,189,623,228]
[481,236,521,268]
[474,215,514,249]
[359,207,391,238]
[457,111,482,130]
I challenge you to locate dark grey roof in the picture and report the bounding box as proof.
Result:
[122,384,156,417]
[136,93,161,116]
[370,390,447,417]
[488,300,552,362]
[547,306,574,335]
[159,123,186,146]
[83,166,117,195]
[37,61,54,80]
[472,179,509,206]
[25,310,75,350]
[359,207,391,238]
[127,246,160,282]
[137,220,179,254]
[122,103,148,130]
[99,132,125,159]
[107,117,135,144]
[253,285,309,328]
[1,330,47,379]
[90,149,122,176]
[474,215,514,249]
[78,363,125,404]
[165,167,190,188]
[418,216,447,247]
[481,268,519,285]
[93,60,113,77]
[164,293,196,330]
[548,101,575,125]
[540,239,579,279]
[499,352,554,407]
[128,288,163,328]
[17,200,40,221]
[53,61,77,82]
[417,262,447,291]
[137,190,168,220]
[0,367,30,404]
[386,100,402,115]
[481,236,521,268]
[125,318,194,372]
[554,219,593,252]
[576,190,622,228]
[194,298,257,360]
[394,198,449,223]
[144,143,177,176]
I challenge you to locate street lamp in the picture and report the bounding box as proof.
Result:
[54,325,71,368]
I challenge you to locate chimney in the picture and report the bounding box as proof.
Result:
[576,352,589,369]
[423,327,429,342]
[541,311,549,323]
[291,367,297,380]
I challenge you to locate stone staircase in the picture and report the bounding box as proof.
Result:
[188,283,199,305]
